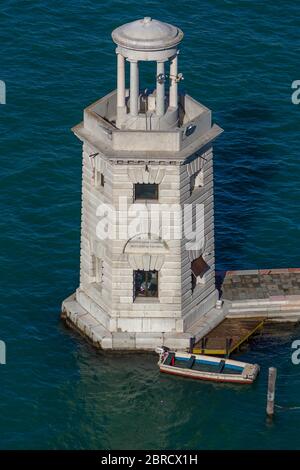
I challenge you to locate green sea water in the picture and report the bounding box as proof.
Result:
[1,0,300,449]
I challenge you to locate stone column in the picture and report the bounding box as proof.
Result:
[156,61,165,117]
[169,55,178,108]
[117,53,125,108]
[130,60,139,116]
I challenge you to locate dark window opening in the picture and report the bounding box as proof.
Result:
[134,183,158,200]
[134,270,158,298]
[95,171,105,188]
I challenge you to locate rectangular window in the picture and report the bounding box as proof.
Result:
[134,183,158,201]
[95,258,104,284]
[91,255,103,285]
[134,270,158,298]
[94,170,105,188]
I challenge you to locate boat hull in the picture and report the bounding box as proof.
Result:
[156,348,259,384]
[159,365,254,384]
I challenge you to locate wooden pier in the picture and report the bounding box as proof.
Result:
[193,317,264,357]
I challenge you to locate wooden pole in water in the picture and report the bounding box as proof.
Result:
[189,336,195,354]
[266,367,277,418]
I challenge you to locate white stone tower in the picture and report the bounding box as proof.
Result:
[62,17,223,350]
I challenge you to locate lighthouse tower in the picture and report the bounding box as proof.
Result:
[62,18,223,350]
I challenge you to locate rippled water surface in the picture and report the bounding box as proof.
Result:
[0,0,300,449]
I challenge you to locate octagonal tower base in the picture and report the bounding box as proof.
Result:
[61,17,223,351]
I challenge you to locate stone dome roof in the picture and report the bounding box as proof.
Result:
[112,17,183,51]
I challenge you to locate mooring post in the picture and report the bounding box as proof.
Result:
[201,337,205,354]
[266,367,277,418]
[225,338,232,358]
[189,336,195,354]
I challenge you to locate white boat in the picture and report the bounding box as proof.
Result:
[155,347,260,384]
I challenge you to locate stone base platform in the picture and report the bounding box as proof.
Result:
[61,269,300,351]
[61,293,194,351]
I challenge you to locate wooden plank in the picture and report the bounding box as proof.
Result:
[193,318,264,356]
